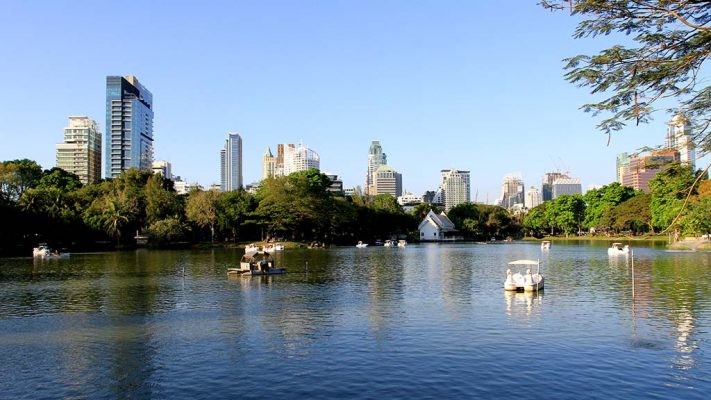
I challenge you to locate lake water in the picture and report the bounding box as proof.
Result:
[1,242,710,399]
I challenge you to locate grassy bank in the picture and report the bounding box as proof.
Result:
[522,235,669,243]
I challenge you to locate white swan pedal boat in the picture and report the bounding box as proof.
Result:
[607,243,630,256]
[504,259,544,292]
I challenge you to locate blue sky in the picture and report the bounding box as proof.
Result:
[0,0,706,202]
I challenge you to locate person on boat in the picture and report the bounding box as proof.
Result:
[260,260,269,273]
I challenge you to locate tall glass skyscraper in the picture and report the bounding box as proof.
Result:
[221,132,243,191]
[105,75,154,179]
[366,141,387,195]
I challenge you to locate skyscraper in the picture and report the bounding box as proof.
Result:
[105,75,153,178]
[372,165,403,197]
[552,177,582,198]
[439,169,470,211]
[542,171,568,202]
[366,141,387,195]
[55,116,101,185]
[283,143,319,175]
[220,132,243,191]
[525,186,542,209]
[498,173,525,209]
[262,147,276,179]
[666,112,696,170]
[620,150,679,192]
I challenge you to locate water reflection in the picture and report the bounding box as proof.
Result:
[504,290,543,318]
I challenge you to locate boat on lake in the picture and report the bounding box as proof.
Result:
[356,241,368,248]
[245,244,261,253]
[33,244,69,259]
[227,251,286,277]
[383,240,394,247]
[263,243,285,251]
[608,243,630,256]
[397,240,407,248]
[504,259,544,292]
[541,240,551,250]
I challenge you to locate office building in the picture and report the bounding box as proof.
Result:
[498,173,525,209]
[666,113,696,170]
[263,147,276,179]
[55,116,102,185]
[372,165,403,197]
[220,132,243,191]
[552,177,582,198]
[105,75,153,178]
[525,186,542,209]
[366,141,387,195]
[324,173,344,194]
[439,169,470,211]
[542,171,568,202]
[616,153,630,183]
[620,150,680,192]
[152,160,172,180]
[283,143,320,175]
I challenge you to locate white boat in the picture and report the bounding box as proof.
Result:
[383,240,394,247]
[227,250,286,277]
[541,240,551,250]
[355,241,368,248]
[607,242,630,256]
[263,243,285,251]
[504,259,544,292]
[397,240,407,248]
[245,244,261,253]
[33,244,69,259]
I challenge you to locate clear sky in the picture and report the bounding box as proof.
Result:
[0,0,707,202]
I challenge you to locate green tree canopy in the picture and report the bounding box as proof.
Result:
[583,182,637,230]
[542,0,711,151]
[649,162,697,230]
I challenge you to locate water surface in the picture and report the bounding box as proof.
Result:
[1,243,710,399]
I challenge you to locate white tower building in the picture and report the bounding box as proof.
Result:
[666,113,696,170]
[439,169,471,211]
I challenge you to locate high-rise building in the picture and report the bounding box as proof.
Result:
[616,153,630,183]
[552,177,582,198]
[525,186,542,209]
[542,171,568,202]
[262,147,276,179]
[621,150,680,192]
[439,169,470,211]
[151,160,172,180]
[666,112,696,170]
[105,75,153,178]
[498,173,525,209]
[220,132,243,191]
[366,141,387,195]
[372,165,403,197]
[283,143,319,175]
[324,173,344,194]
[55,116,101,185]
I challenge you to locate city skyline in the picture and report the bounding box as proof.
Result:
[0,1,708,202]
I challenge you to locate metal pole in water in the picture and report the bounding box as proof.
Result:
[631,250,635,299]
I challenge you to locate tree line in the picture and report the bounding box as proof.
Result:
[523,163,711,238]
[0,160,423,255]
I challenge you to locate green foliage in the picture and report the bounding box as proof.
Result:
[0,159,43,202]
[217,190,258,241]
[601,193,653,235]
[685,197,711,235]
[38,167,82,192]
[411,202,441,220]
[544,194,586,235]
[542,0,711,151]
[186,190,220,242]
[523,203,549,237]
[145,173,179,225]
[649,162,697,230]
[583,182,636,230]
[445,202,519,240]
[147,217,187,245]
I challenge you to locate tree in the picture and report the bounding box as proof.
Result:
[186,190,220,242]
[447,202,481,238]
[602,193,653,235]
[217,190,257,241]
[542,0,711,151]
[583,182,636,230]
[38,167,82,192]
[411,202,441,220]
[523,203,549,237]
[0,159,43,202]
[649,162,697,230]
[545,194,586,235]
[145,173,179,225]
